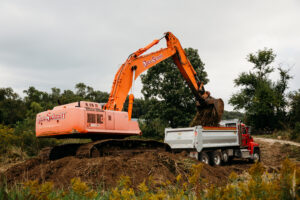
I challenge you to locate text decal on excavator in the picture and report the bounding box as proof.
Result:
[143,54,163,67]
[38,112,66,124]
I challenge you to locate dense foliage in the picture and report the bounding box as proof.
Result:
[140,48,208,137]
[289,90,300,140]
[222,110,244,121]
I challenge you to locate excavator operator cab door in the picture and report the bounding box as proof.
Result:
[105,111,115,130]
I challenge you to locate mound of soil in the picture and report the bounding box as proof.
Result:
[2,151,250,189]
[11,102,299,190]
[2,137,300,189]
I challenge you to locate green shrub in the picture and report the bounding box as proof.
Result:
[291,122,300,142]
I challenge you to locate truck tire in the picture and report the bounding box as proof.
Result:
[249,148,260,163]
[199,152,210,165]
[250,149,260,163]
[221,150,229,164]
[212,151,222,166]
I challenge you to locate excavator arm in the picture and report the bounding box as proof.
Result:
[104,32,223,125]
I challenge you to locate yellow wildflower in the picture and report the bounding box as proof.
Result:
[138,180,149,193]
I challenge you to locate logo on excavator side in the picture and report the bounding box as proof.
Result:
[38,112,66,124]
[143,54,163,67]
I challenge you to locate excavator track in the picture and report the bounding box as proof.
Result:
[76,139,171,158]
[39,143,83,162]
[39,139,171,161]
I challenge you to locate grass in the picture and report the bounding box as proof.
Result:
[281,144,300,161]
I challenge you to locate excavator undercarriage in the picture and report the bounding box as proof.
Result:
[39,139,171,161]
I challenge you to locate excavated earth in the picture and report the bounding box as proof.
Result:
[2,138,300,189]
[2,151,251,189]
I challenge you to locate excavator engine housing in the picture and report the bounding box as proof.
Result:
[36,101,141,139]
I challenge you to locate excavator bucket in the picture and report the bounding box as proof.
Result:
[190,97,224,127]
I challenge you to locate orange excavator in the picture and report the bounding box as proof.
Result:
[36,32,224,160]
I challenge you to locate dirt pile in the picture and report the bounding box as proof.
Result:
[2,151,249,189]
[2,137,299,189]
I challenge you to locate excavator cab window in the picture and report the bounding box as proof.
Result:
[96,114,104,124]
[87,113,96,123]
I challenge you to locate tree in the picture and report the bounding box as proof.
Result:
[289,90,300,127]
[74,82,109,103]
[0,87,26,125]
[222,110,244,121]
[23,86,51,110]
[123,97,147,119]
[60,89,80,104]
[288,90,300,141]
[140,48,208,137]
[274,67,292,124]
[229,48,292,132]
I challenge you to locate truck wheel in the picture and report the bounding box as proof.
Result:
[251,150,260,163]
[200,152,210,165]
[212,151,222,166]
[249,149,260,163]
[222,151,229,164]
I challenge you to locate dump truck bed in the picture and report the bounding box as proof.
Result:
[164,126,240,152]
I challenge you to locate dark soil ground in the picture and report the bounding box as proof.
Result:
[1,137,300,189]
[3,151,251,189]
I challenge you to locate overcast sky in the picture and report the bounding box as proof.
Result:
[0,0,299,111]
